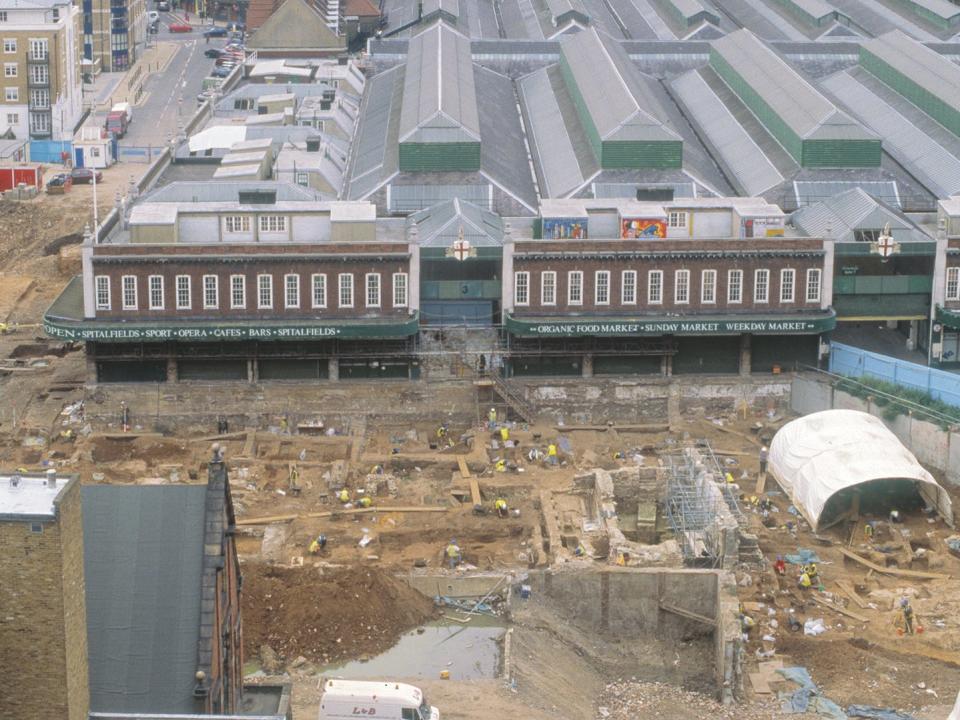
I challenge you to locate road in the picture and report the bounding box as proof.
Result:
[95,23,231,148]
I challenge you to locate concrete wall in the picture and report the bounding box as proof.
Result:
[791,374,960,486]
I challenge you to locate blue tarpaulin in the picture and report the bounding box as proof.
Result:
[777,667,846,719]
[846,707,916,720]
[785,548,821,565]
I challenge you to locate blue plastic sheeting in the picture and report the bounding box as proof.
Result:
[785,548,821,565]
[829,342,960,408]
[777,667,846,719]
[30,139,73,163]
[847,706,917,720]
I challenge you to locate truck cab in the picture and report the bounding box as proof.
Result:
[105,112,127,138]
[318,679,439,720]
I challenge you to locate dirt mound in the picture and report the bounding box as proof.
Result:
[242,563,436,665]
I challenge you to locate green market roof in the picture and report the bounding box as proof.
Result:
[505,310,836,337]
[44,277,419,343]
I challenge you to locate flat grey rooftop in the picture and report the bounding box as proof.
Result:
[0,474,71,520]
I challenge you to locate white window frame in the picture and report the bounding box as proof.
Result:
[595,270,610,305]
[541,271,556,306]
[259,215,287,234]
[230,274,246,309]
[4,87,16,102]
[621,270,637,305]
[728,270,743,304]
[754,269,769,304]
[148,275,164,310]
[175,275,191,310]
[3,63,16,78]
[121,275,137,310]
[223,215,250,234]
[780,268,795,303]
[648,270,663,304]
[364,273,379,308]
[203,275,219,309]
[393,272,408,308]
[339,273,354,308]
[567,271,583,306]
[257,274,273,309]
[947,267,960,302]
[286,273,301,309]
[514,271,530,306]
[3,39,16,53]
[312,273,327,308]
[701,269,716,304]
[674,269,690,305]
[668,211,687,229]
[95,275,111,311]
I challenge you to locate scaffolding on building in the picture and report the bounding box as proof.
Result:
[664,439,743,567]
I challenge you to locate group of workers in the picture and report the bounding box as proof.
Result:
[337,487,373,508]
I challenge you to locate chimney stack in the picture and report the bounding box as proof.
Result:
[9,473,20,488]
[47,469,57,489]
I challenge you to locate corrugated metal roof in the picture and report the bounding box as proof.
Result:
[346,66,403,199]
[794,180,900,208]
[791,0,835,21]
[83,484,207,714]
[407,197,504,246]
[399,23,481,144]
[518,65,588,197]
[546,0,590,23]
[792,187,929,242]
[671,69,783,196]
[388,183,491,211]
[422,0,460,19]
[711,30,875,141]
[559,28,680,142]
[820,71,960,198]
[862,31,960,113]
[144,180,320,203]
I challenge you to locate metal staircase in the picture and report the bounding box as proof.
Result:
[476,368,538,423]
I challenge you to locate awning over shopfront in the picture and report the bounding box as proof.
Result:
[504,311,837,338]
[44,277,420,343]
[936,305,960,330]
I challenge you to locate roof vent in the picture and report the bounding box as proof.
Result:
[238,189,276,205]
[10,474,20,488]
[306,137,321,152]
[46,469,57,489]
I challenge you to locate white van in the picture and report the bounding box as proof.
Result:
[147,10,159,22]
[318,679,440,720]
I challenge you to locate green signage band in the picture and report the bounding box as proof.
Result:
[43,314,421,342]
[505,312,836,337]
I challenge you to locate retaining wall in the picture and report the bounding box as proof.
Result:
[791,374,960,486]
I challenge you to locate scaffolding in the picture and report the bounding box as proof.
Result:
[664,439,742,567]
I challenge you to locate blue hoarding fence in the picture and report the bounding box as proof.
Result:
[117,146,164,163]
[829,342,960,408]
[30,139,73,164]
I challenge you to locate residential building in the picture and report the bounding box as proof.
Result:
[246,0,346,58]
[82,0,146,72]
[934,196,960,367]
[0,471,89,720]
[0,0,83,141]
[315,0,343,34]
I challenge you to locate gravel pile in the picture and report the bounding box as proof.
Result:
[597,681,785,720]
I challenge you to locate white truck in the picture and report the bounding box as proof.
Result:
[318,679,439,720]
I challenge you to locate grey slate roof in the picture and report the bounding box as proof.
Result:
[861,31,960,114]
[407,197,504,245]
[559,28,681,142]
[791,0,836,22]
[399,23,481,144]
[83,484,207,714]
[247,0,346,50]
[791,187,930,242]
[345,65,403,200]
[793,180,901,208]
[711,29,876,141]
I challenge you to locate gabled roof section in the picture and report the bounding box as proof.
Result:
[247,0,346,50]
[861,30,960,115]
[711,29,875,142]
[407,197,503,246]
[559,28,680,143]
[791,188,930,243]
[546,0,590,26]
[398,22,481,145]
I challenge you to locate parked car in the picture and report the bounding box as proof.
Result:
[70,167,103,184]
[46,173,72,194]
[215,55,241,66]
[204,47,223,58]
[210,66,232,78]
[157,0,169,10]
[148,10,159,22]
[203,26,228,37]
[168,23,192,32]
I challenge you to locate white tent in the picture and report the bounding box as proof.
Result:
[768,410,953,531]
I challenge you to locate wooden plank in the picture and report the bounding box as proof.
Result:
[236,505,449,526]
[239,431,256,459]
[835,579,868,610]
[197,431,248,442]
[457,455,471,479]
[658,602,716,627]
[553,423,669,432]
[470,478,482,507]
[754,471,767,495]
[839,547,952,580]
[749,673,773,695]
[811,595,870,623]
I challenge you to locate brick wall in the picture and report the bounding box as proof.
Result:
[0,479,89,720]
[511,250,826,315]
[90,253,412,320]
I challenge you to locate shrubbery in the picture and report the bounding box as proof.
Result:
[834,375,960,429]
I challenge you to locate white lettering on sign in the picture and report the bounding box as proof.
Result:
[528,319,816,335]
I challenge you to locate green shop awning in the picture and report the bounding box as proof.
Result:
[504,311,837,338]
[936,306,960,330]
[44,277,420,343]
